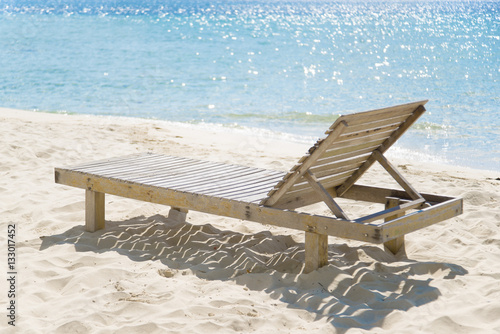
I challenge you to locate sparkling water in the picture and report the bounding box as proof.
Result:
[1,0,498,170]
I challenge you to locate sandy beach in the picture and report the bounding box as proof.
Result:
[2,107,500,333]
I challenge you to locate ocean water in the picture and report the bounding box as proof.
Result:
[1,0,498,171]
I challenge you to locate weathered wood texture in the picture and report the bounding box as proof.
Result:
[261,100,428,207]
[304,170,349,220]
[55,160,383,243]
[383,197,406,255]
[54,101,464,273]
[63,154,286,204]
[55,154,462,243]
[85,189,105,232]
[304,232,329,273]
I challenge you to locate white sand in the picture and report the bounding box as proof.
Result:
[2,107,500,333]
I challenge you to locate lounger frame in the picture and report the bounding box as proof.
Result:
[55,101,463,273]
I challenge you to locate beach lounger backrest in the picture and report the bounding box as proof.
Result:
[261,100,428,210]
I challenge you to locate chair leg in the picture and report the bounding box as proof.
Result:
[168,207,188,222]
[85,189,105,232]
[384,236,405,255]
[383,197,406,255]
[304,232,329,273]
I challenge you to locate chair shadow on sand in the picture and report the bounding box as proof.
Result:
[40,214,467,331]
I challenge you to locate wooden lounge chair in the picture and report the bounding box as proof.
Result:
[54,101,463,273]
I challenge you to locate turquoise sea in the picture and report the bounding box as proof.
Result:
[1,0,498,171]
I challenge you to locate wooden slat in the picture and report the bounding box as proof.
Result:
[70,156,152,172]
[74,159,172,175]
[67,154,285,197]
[76,163,207,180]
[78,155,274,184]
[315,145,379,166]
[320,139,386,161]
[275,163,359,199]
[115,165,246,188]
[73,155,176,175]
[166,169,277,193]
[103,159,219,180]
[198,176,282,198]
[309,155,368,178]
[162,176,282,197]
[341,114,410,135]
[332,100,427,128]
[140,161,280,187]
[262,121,348,206]
[67,153,153,169]
[121,156,241,178]
[201,171,285,193]
[133,165,257,189]
[313,162,364,179]
[213,173,284,192]
[336,105,426,197]
[337,122,400,142]
[325,129,393,152]
[312,154,368,170]
[288,169,356,193]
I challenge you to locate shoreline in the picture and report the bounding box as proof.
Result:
[4,107,498,174]
[2,106,500,333]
